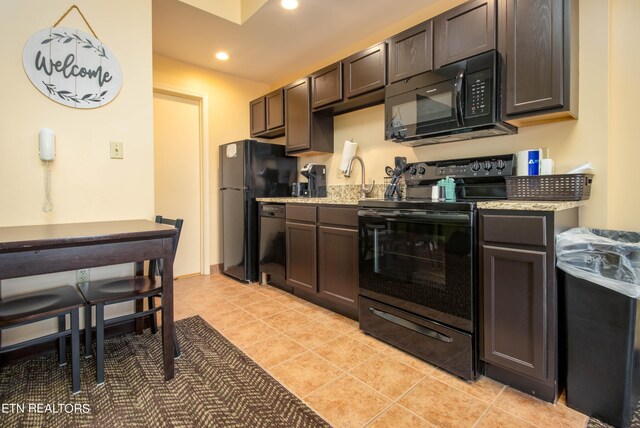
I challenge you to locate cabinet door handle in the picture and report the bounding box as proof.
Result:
[369,307,453,343]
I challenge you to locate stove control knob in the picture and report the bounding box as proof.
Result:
[417,165,426,175]
[496,159,506,170]
[471,161,481,172]
[484,161,493,171]
[409,165,417,175]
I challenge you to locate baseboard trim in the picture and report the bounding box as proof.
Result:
[176,273,201,280]
[209,264,223,274]
[1,319,150,365]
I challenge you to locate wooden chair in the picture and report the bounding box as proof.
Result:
[0,285,84,393]
[78,216,183,384]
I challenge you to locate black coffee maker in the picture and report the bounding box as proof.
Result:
[300,163,327,197]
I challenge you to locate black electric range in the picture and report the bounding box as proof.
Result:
[357,154,515,380]
[360,198,477,211]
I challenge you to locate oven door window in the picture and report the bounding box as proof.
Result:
[386,80,458,140]
[359,212,473,331]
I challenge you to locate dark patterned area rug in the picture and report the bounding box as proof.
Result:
[0,316,329,427]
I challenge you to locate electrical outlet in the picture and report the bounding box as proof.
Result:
[110,141,123,159]
[76,268,90,283]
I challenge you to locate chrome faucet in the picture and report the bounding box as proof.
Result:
[344,155,374,198]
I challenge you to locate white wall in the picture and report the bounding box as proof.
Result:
[152,55,270,266]
[0,0,154,344]
[608,0,640,231]
[153,92,202,277]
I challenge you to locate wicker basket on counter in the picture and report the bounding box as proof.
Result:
[505,174,594,201]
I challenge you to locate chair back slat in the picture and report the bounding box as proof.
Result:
[149,215,184,278]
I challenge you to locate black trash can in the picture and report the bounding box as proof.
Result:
[561,272,640,427]
[557,228,640,427]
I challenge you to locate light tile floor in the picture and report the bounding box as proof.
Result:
[172,274,589,428]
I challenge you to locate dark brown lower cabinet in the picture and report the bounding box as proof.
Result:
[286,221,316,292]
[318,226,358,310]
[482,245,547,380]
[479,208,578,403]
[285,204,358,318]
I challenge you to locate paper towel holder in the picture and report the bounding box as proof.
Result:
[340,139,358,174]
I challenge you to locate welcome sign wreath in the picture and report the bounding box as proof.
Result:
[22,5,122,109]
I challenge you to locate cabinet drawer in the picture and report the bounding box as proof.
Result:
[359,296,474,380]
[482,214,547,247]
[317,206,357,228]
[286,205,316,223]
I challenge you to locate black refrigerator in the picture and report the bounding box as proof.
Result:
[219,140,297,282]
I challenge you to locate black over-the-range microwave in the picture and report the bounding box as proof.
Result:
[385,50,516,146]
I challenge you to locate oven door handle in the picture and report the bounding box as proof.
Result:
[359,210,471,225]
[455,68,465,127]
[370,307,454,343]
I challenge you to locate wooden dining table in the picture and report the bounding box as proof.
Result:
[0,219,178,380]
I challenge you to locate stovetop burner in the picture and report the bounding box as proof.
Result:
[367,154,516,210]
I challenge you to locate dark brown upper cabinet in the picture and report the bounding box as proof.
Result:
[311,62,343,109]
[249,88,285,138]
[249,97,266,137]
[499,0,578,126]
[434,0,496,69]
[344,42,387,98]
[388,21,433,83]
[284,78,334,156]
[285,78,310,152]
[314,43,388,116]
[265,88,285,131]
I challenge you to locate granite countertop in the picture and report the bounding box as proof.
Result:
[259,198,587,210]
[477,200,587,211]
[257,185,588,211]
[256,196,359,205]
[256,184,396,206]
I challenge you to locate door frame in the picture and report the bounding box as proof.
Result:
[153,84,210,275]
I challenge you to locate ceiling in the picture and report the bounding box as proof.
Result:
[152,0,440,85]
[175,0,268,25]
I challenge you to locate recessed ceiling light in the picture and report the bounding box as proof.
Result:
[281,0,298,10]
[215,51,230,61]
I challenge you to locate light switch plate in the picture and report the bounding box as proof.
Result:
[110,141,123,159]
